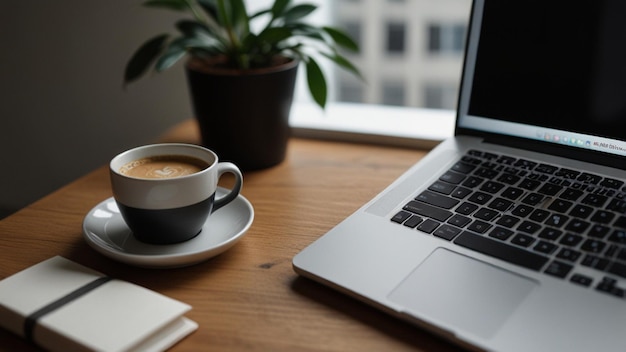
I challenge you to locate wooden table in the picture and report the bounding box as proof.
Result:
[0,120,459,351]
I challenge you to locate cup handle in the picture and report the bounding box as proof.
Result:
[213,162,243,212]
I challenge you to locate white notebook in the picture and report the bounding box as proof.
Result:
[0,256,197,351]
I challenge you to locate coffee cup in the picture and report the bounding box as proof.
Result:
[109,143,243,244]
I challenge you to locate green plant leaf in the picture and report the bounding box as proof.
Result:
[124,34,169,84]
[215,0,231,29]
[305,57,327,109]
[282,4,317,23]
[288,23,325,41]
[172,35,222,53]
[271,0,291,17]
[257,27,292,45]
[176,19,213,38]
[143,0,189,11]
[323,26,359,51]
[321,52,363,80]
[230,0,249,37]
[155,44,187,72]
[197,0,219,20]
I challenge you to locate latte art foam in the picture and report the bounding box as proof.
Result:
[120,155,209,179]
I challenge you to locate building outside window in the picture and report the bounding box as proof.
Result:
[428,23,466,55]
[386,22,407,54]
[382,81,406,106]
[331,0,472,109]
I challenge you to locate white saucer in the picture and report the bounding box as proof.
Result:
[82,187,254,268]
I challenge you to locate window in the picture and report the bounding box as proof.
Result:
[427,23,466,55]
[338,76,364,103]
[289,0,471,146]
[386,22,406,54]
[342,21,362,50]
[382,81,405,106]
[424,83,459,110]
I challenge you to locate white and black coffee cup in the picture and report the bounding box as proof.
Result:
[109,143,243,244]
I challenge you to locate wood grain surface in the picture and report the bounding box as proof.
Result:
[0,120,461,351]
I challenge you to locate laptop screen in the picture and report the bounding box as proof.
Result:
[457,0,626,159]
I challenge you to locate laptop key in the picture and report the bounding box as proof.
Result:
[403,201,452,222]
[519,179,541,190]
[538,183,563,196]
[560,188,583,201]
[565,219,590,234]
[596,278,625,298]
[448,214,472,228]
[607,261,626,279]
[451,162,476,174]
[496,215,520,228]
[581,193,608,207]
[489,226,514,241]
[391,211,412,224]
[480,181,505,194]
[560,233,583,247]
[614,216,626,229]
[488,197,513,211]
[462,176,484,188]
[451,186,472,199]
[569,204,593,219]
[534,240,558,255]
[601,178,624,189]
[403,216,423,228]
[521,193,544,206]
[501,187,524,200]
[416,219,440,234]
[428,181,456,195]
[454,232,549,271]
[433,224,462,241]
[577,172,602,185]
[511,233,536,247]
[474,208,499,221]
[590,211,614,224]
[581,255,610,271]
[511,204,533,217]
[456,202,478,215]
[468,192,492,205]
[544,260,573,279]
[556,248,582,262]
[581,239,606,254]
[439,171,466,184]
[608,230,626,244]
[518,221,542,235]
[544,213,569,228]
[555,168,580,179]
[548,199,572,212]
[416,190,459,209]
[539,228,563,241]
[570,273,593,287]
[474,167,498,179]
[497,173,521,185]
[467,220,492,234]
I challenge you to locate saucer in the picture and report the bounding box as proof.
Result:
[82,187,254,268]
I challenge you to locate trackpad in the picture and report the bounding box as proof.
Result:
[388,248,537,339]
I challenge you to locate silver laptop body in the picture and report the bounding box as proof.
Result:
[293,1,626,351]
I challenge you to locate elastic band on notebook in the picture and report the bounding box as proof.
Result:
[23,276,113,344]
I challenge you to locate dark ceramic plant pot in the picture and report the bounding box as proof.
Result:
[185,57,299,171]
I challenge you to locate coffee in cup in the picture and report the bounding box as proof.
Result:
[119,155,209,179]
[109,143,243,245]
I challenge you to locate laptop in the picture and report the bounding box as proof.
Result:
[293,0,626,351]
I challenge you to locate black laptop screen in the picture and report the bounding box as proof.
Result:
[458,0,626,158]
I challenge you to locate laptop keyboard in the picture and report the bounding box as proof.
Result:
[391,149,626,298]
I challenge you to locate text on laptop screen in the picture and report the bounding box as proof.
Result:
[458,0,626,157]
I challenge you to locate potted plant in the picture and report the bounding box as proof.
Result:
[124,0,361,170]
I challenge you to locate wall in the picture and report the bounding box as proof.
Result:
[0,1,192,217]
